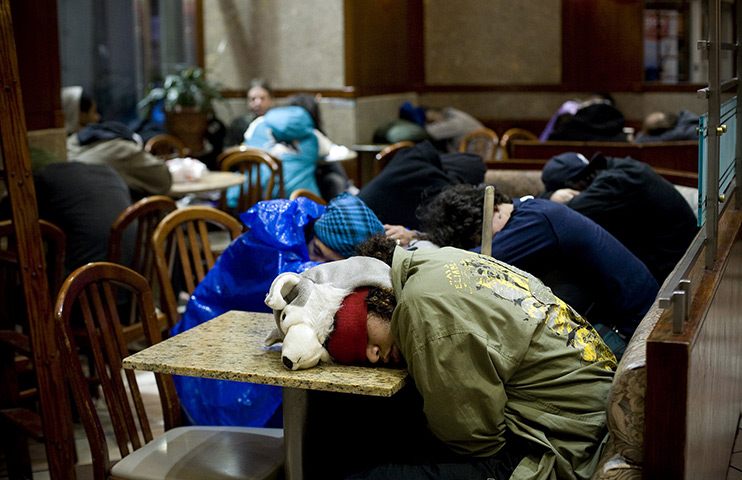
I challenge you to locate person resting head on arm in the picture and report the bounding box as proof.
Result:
[413,183,659,359]
[62,86,172,200]
[274,242,615,480]
[307,192,385,262]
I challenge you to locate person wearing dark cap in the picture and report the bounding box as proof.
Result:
[286,245,616,480]
[540,152,699,283]
[413,183,658,357]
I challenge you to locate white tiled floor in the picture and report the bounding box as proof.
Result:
[0,370,163,480]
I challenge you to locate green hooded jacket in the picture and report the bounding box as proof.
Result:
[390,247,616,480]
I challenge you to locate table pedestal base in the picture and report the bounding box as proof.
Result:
[283,387,308,480]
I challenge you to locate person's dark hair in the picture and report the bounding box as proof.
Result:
[80,90,95,114]
[565,168,601,191]
[366,286,396,321]
[355,233,396,265]
[416,183,510,250]
[287,93,323,133]
[353,233,397,321]
[249,78,273,97]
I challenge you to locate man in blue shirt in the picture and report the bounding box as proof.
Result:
[416,183,659,348]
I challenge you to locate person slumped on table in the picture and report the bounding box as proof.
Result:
[405,183,659,358]
[539,152,699,283]
[633,109,699,143]
[62,86,172,200]
[544,93,628,142]
[0,146,135,277]
[306,243,616,480]
[358,139,486,231]
[171,192,384,427]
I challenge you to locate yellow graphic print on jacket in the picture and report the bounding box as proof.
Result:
[448,256,616,370]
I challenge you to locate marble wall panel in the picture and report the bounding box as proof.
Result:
[424,0,561,85]
[204,0,345,91]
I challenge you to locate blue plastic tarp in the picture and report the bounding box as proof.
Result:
[171,197,324,426]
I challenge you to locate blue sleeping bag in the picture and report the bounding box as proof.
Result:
[171,197,324,426]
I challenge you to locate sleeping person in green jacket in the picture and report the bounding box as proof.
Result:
[301,238,616,480]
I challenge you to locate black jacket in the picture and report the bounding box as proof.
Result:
[548,103,628,142]
[555,156,699,282]
[358,140,486,230]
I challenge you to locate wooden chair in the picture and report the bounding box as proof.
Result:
[374,141,415,176]
[0,219,66,329]
[458,128,499,162]
[107,195,177,344]
[288,188,328,206]
[144,134,190,160]
[151,207,243,328]
[219,149,285,215]
[499,127,538,160]
[54,262,284,480]
[215,144,249,166]
[0,220,67,479]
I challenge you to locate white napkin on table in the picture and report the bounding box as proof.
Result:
[166,157,208,182]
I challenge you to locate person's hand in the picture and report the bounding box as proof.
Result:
[549,188,581,203]
[384,224,418,247]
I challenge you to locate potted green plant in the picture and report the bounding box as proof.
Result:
[138,66,224,153]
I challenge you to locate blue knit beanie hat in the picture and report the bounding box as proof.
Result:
[313,193,384,258]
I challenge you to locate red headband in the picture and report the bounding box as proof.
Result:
[327,288,370,364]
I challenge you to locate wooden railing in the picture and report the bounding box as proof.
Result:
[644,187,742,478]
[508,139,699,187]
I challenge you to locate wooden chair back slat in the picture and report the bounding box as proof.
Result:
[0,220,67,478]
[108,196,178,344]
[152,207,243,328]
[219,149,284,214]
[197,219,217,270]
[144,134,190,160]
[374,141,415,176]
[55,262,184,478]
[499,128,538,160]
[289,188,328,205]
[459,128,499,162]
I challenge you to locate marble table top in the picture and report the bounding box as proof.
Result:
[168,171,246,195]
[123,310,409,397]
